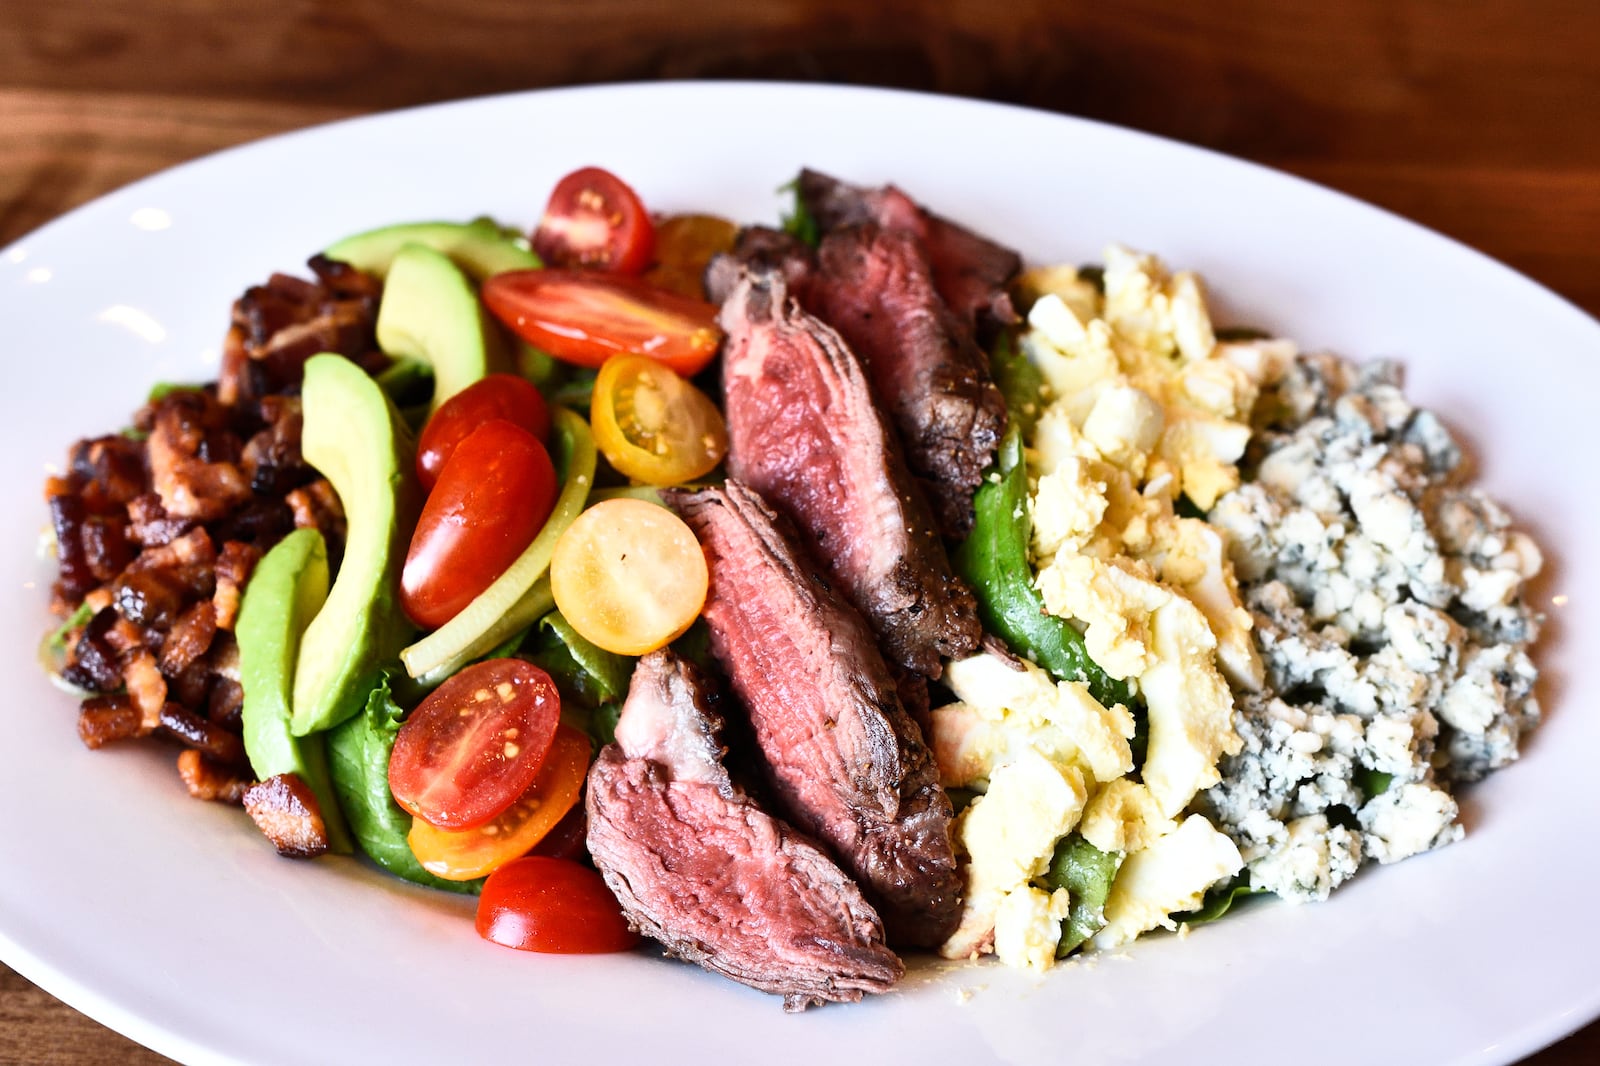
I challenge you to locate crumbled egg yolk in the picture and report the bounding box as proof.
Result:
[935,246,1304,970]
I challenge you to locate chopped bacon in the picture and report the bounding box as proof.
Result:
[286,478,346,545]
[158,702,247,768]
[160,600,218,677]
[46,258,387,800]
[77,694,146,748]
[243,774,331,858]
[212,540,262,631]
[146,392,252,521]
[176,750,253,805]
[125,651,169,732]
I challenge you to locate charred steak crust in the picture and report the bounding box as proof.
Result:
[809,224,1007,537]
[586,650,902,1011]
[666,483,963,949]
[797,168,1022,331]
[704,225,816,307]
[719,269,981,676]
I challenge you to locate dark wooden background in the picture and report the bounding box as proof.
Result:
[2,1,1595,1062]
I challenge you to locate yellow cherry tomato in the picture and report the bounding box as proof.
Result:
[549,498,708,656]
[407,724,591,881]
[590,354,727,486]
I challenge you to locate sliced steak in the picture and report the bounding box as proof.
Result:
[809,224,1006,535]
[586,649,901,1011]
[703,225,816,307]
[798,167,1021,330]
[719,269,980,676]
[666,482,962,948]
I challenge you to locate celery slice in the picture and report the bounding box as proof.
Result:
[400,406,595,680]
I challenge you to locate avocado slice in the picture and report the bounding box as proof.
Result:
[291,354,421,736]
[375,242,508,413]
[323,218,540,283]
[236,527,352,853]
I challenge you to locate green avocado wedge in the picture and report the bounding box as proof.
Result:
[235,527,351,854]
[290,354,421,736]
[375,243,508,413]
[323,218,540,283]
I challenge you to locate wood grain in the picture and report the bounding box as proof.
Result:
[1,0,1595,1062]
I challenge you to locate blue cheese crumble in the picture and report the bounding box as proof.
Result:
[1200,352,1544,902]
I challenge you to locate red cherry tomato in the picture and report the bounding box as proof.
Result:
[417,374,551,492]
[532,167,655,275]
[476,856,639,954]
[401,419,557,630]
[389,658,562,830]
[483,270,722,378]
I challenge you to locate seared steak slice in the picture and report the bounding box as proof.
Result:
[587,649,901,1011]
[809,225,1006,536]
[719,270,980,676]
[704,225,816,306]
[667,482,962,948]
[798,167,1021,330]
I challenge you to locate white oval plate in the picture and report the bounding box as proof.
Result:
[1,83,1596,1066]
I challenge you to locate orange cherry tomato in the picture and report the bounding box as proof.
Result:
[416,374,550,491]
[549,498,708,657]
[476,856,640,954]
[643,214,739,299]
[529,801,588,862]
[532,167,655,275]
[388,658,561,831]
[483,270,722,378]
[407,723,590,880]
[590,354,727,485]
[400,419,557,630]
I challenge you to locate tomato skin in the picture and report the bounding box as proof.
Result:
[483,270,722,378]
[532,167,655,275]
[476,856,640,954]
[388,658,561,831]
[550,498,709,656]
[643,214,738,299]
[408,723,590,879]
[417,374,551,491]
[401,419,557,630]
[591,355,728,485]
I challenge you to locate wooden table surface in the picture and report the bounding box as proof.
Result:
[1,1,1595,1062]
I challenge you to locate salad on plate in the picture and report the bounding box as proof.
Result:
[37,163,1546,1009]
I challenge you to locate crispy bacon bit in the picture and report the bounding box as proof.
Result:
[286,478,346,545]
[176,749,253,804]
[126,651,169,732]
[126,492,195,548]
[77,693,146,748]
[146,390,252,520]
[160,600,218,677]
[212,540,262,631]
[46,259,386,787]
[158,702,247,768]
[243,774,331,858]
[63,608,124,693]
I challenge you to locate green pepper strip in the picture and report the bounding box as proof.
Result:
[953,424,1132,709]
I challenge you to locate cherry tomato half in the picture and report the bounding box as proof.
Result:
[532,167,655,275]
[590,355,727,486]
[643,214,739,299]
[401,419,557,630]
[476,856,639,954]
[417,374,551,492]
[529,800,588,862]
[388,658,561,830]
[483,270,722,378]
[408,723,590,880]
[550,498,708,657]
